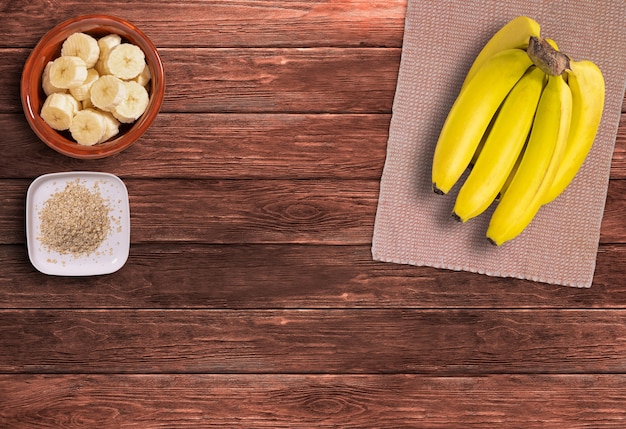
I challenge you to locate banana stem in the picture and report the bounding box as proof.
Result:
[527,36,570,76]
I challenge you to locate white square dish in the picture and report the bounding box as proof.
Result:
[26,172,130,276]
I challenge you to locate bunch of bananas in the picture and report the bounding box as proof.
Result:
[431,16,605,246]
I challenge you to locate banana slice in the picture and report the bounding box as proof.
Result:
[41,61,67,95]
[113,81,150,123]
[40,92,80,131]
[49,56,88,89]
[69,68,99,101]
[96,33,122,75]
[69,108,107,146]
[61,32,100,68]
[98,33,122,55]
[98,111,121,144]
[106,43,146,80]
[90,75,127,111]
[133,63,152,87]
[42,61,67,96]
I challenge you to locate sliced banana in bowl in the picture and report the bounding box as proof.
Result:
[61,32,100,68]
[21,15,165,159]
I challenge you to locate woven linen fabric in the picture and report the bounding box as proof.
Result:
[372,0,626,288]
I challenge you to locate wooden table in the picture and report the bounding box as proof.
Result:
[2,1,626,427]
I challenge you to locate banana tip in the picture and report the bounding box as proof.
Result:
[451,212,463,223]
[432,184,445,195]
[487,237,500,247]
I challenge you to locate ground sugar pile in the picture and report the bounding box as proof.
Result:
[38,179,111,256]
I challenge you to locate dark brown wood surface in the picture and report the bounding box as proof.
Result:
[1,1,626,427]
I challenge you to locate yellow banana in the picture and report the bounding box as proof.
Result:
[487,74,572,246]
[432,48,533,195]
[467,40,552,169]
[461,16,540,90]
[469,117,493,167]
[498,137,527,200]
[542,60,605,204]
[453,66,546,222]
[484,40,553,203]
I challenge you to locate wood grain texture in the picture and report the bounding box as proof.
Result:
[5,111,624,180]
[2,309,626,374]
[2,243,626,309]
[613,119,626,178]
[161,47,401,114]
[0,0,407,49]
[3,179,379,245]
[0,113,391,179]
[2,0,626,426]
[2,178,625,245]
[1,48,401,114]
[2,374,626,428]
[0,49,25,114]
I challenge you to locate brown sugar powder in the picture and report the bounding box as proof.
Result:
[38,179,111,257]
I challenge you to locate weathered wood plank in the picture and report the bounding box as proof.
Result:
[1,243,625,309]
[0,48,401,114]
[4,110,626,179]
[2,374,626,428]
[1,2,624,427]
[1,0,407,48]
[600,178,626,243]
[2,179,625,245]
[0,49,25,115]
[1,113,390,180]
[161,47,400,113]
[613,114,626,177]
[0,179,379,245]
[2,309,626,374]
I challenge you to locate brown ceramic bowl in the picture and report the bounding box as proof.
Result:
[21,15,165,159]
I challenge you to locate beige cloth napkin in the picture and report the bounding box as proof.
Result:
[372,0,626,288]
